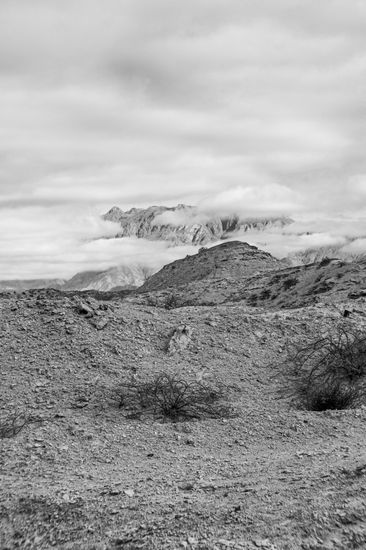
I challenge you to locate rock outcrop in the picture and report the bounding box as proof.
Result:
[139,240,283,293]
[166,325,193,355]
[103,204,292,246]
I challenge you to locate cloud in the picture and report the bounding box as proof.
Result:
[0,205,197,279]
[199,183,301,218]
[0,1,365,277]
[282,217,366,240]
[1,0,366,215]
[341,238,366,255]
[222,214,366,259]
[236,231,348,259]
[0,202,364,280]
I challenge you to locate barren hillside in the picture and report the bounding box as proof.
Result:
[1,243,366,549]
[137,241,366,310]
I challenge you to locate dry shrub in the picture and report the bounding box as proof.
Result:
[282,324,366,411]
[282,277,298,290]
[118,374,235,421]
[0,412,41,439]
[164,294,179,310]
[306,381,361,411]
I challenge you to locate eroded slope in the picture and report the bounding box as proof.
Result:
[1,288,366,549]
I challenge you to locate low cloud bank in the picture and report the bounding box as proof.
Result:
[198,184,301,218]
[223,216,366,259]
[342,238,366,254]
[153,183,300,227]
[0,202,365,281]
[0,205,196,279]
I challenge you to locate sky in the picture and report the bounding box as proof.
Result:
[0,0,365,279]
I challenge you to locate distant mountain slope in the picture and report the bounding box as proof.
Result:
[62,264,153,292]
[0,279,65,291]
[103,204,292,245]
[0,266,153,293]
[289,244,366,265]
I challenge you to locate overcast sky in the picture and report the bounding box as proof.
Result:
[0,0,365,278]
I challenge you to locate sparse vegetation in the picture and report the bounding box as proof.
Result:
[259,289,271,300]
[282,277,298,290]
[0,412,41,439]
[282,325,366,410]
[306,381,361,411]
[247,293,258,306]
[118,374,235,421]
[318,257,332,267]
[306,278,334,295]
[164,294,179,310]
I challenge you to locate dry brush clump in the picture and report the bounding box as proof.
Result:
[118,373,235,421]
[281,324,366,411]
[0,411,41,439]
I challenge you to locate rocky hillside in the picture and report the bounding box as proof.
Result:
[1,278,366,548]
[1,239,366,548]
[135,241,366,309]
[139,241,284,293]
[103,204,292,245]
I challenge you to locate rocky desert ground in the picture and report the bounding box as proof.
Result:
[1,242,366,549]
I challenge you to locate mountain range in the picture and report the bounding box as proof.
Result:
[103,203,292,245]
[1,204,364,292]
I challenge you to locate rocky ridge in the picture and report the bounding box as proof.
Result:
[139,241,284,293]
[135,241,366,309]
[103,204,292,246]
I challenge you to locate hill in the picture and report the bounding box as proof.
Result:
[139,241,284,292]
[136,241,366,309]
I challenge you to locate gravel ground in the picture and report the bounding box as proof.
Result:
[1,290,366,549]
